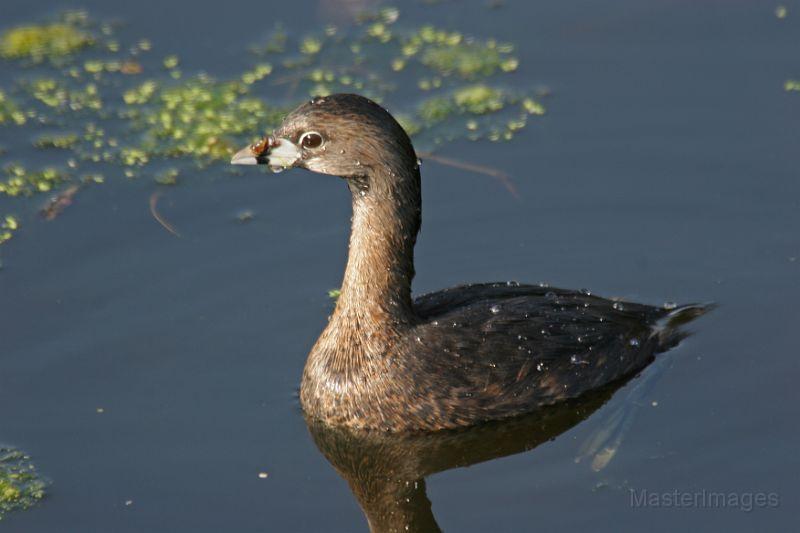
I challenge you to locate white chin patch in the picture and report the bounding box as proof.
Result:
[267,139,301,171]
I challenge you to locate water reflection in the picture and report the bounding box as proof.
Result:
[306,380,632,533]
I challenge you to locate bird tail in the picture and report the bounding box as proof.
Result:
[576,302,715,471]
[651,302,716,347]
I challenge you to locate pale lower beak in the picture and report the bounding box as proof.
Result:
[230,137,301,171]
[231,146,258,165]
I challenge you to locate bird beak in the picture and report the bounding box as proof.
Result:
[230,136,301,171]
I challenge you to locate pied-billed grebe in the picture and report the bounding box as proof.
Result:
[232,93,709,432]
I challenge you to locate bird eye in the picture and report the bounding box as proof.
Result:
[300,131,324,149]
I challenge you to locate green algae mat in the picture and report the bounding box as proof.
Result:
[0,448,47,521]
[0,7,547,249]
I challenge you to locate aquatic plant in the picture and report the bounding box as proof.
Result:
[124,74,289,161]
[246,8,542,145]
[408,28,518,79]
[154,167,179,185]
[0,215,19,244]
[1,165,69,196]
[0,91,27,126]
[26,78,102,112]
[0,22,93,63]
[33,133,79,149]
[0,7,547,247]
[0,448,47,520]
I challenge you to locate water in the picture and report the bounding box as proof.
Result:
[1,0,799,531]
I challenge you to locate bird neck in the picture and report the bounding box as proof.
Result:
[332,164,421,337]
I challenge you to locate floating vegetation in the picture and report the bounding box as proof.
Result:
[124,74,289,161]
[162,55,179,69]
[119,147,149,167]
[453,85,505,114]
[26,78,102,112]
[300,37,323,55]
[154,167,179,185]
[0,91,26,126]
[414,84,540,142]
[1,165,69,196]
[0,215,19,244]
[0,7,548,247]
[0,447,47,520]
[785,80,800,92]
[0,21,93,63]
[33,133,79,149]
[408,27,519,79]
[122,80,157,105]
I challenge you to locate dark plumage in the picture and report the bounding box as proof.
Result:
[232,93,710,432]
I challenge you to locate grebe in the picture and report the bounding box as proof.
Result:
[232,93,709,432]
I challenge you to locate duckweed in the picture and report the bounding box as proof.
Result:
[0,7,547,247]
[356,6,400,25]
[163,55,179,69]
[120,148,149,166]
[244,13,541,142]
[34,133,79,149]
[453,85,504,114]
[0,22,93,62]
[241,64,273,85]
[0,448,47,519]
[0,91,26,125]
[1,165,69,196]
[82,59,136,75]
[413,84,540,142]
[0,216,19,244]
[367,23,393,43]
[123,81,158,105]
[401,26,518,79]
[785,80,800,92]
[522,97,545,115]
[419,96,457,123]
[127,75,288,160]
[155,167,179,185]
[300,37,323,55]
[420,40,509,78]
[27,78,102,112]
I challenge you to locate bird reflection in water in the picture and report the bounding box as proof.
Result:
[306,372,654,533]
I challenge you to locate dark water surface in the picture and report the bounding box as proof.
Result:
[2,0,799,531]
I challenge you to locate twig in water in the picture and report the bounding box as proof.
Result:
[149,191,181,238]
[40,185,81,221]
[417,151,519,199]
